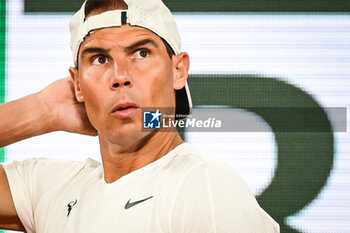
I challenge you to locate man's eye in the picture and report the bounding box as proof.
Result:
[92,56,108,65]
[135,49,149,58]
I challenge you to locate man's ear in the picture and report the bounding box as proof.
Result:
[69,67,84,102]
[172,52,190,90]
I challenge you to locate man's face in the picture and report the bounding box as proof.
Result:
[69,24,189,144]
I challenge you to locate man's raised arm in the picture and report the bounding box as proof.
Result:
[0,78,96,231]
[0,78,97,148]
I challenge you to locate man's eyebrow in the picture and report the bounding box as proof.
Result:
[80,47,110,58]
[125,39,158,52]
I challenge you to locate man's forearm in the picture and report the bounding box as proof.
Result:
[0,93,55,148]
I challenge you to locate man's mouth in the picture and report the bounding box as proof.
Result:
[116,106,134,111]
[112,102,138,118]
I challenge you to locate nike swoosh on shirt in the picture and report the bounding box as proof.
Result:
[125,196,153,209]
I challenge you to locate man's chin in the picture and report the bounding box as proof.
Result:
[102,125,154,146]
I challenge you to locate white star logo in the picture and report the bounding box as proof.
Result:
[150,110,161,122]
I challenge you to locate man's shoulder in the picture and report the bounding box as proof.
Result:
[168,143,239,182]
[4,157,101,170]
[2,157,102,208]
[170,143,255,194]
[3,157,102,185]
[173,143,234,171]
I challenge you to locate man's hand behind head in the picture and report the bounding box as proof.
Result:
[38,78,97,136]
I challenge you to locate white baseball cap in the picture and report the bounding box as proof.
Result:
[69,0,192,119]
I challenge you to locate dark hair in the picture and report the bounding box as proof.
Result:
[160,38,176,58]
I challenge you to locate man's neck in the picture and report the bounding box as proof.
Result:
[99,131,183,183]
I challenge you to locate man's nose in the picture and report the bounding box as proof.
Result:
[109,61,132,90]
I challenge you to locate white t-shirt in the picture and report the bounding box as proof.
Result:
[3,143,279,233]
